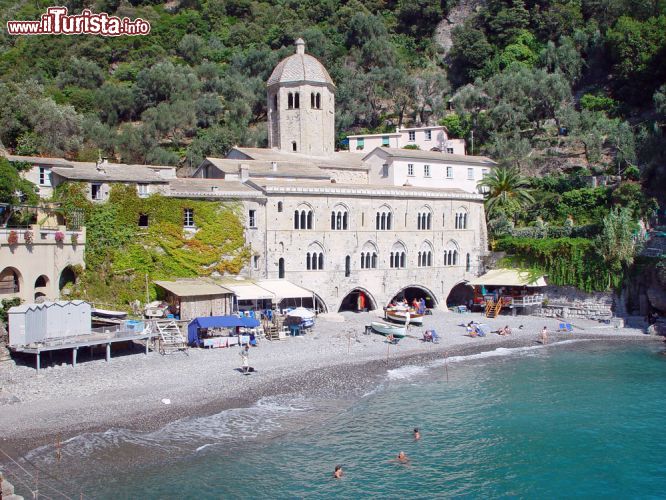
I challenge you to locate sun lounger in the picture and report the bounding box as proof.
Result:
[557,323,574,333]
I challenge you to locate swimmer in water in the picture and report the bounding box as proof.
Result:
[413,428,421,441]
[333,465,343,478]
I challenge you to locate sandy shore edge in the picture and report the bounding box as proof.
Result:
[1,331,658,460]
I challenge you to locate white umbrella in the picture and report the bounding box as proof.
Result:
[288,307,315,319]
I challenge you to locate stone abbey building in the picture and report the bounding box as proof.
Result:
[191,39,494,312]
[8,39,494,312]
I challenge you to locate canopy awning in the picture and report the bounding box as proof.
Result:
[467,268,547,287]
[187,315,260,345]
[256,279,313,301]
[154,280,233,297]
[223,283,275,301]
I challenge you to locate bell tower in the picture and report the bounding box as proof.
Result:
[267,39,335,156]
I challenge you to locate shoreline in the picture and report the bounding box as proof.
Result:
[0,318,658,461]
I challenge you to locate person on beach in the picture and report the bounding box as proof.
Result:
[540,326,549,345]
[240,344,250,374]
[333,465,343,478]
[413,428,421,441]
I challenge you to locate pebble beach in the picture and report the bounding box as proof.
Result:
[0,309,656,459]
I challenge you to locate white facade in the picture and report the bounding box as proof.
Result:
[364,148,495,194]
[348,125,467,155]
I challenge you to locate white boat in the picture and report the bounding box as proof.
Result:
[144,301,169,318]
[92,308,128,319]
[371,321,407,338]
[385,309,424,326]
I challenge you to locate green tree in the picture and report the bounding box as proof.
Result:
[595,207,639,288]
[0,158,38,205]
[477,165,535,218]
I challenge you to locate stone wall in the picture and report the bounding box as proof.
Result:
[536,285,615,320]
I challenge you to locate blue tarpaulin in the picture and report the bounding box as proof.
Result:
[188,315,260,346]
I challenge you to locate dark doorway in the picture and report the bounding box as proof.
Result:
[338,289,376,312]
[390,286,437,309]
[446,282,474,309]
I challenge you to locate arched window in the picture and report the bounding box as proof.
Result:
[307,243,324,270]
[445,240,460,267]
[418,241,434,267]
[316,93,321,109]
[294,92,300,109]
[278,258,285,278]
[311,92,315,108]
[295,206,314,230]
[361,241,378,270]
[330,206,348,231]
[345,256,351,277]
[273,94,278,110]
[417,207,432,230]
[277,201,283,212]
[288,92,294,109]
[455,209,468,229]
[390,242,406,269]
[466,253,471,272]
[376,206,392,231]
[292,141,297,152]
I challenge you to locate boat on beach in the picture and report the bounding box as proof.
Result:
[91,308,128,319]
[385,308,424,325]
[371,321,407,338]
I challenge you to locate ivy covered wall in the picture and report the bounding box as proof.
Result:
[54,183,250,308]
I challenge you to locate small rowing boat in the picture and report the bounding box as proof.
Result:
[385,308,424,326]
[371,321,407,338]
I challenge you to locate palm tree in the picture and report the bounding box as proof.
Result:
[477,165,534,218]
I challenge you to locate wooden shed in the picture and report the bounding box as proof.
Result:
[154,280,234,321]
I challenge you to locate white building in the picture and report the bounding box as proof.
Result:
[347,125,467,155]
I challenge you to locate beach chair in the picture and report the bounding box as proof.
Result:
[431,330,440,343]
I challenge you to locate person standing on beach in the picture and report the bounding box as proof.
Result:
[240,344,250,374]
[540,326,549,345]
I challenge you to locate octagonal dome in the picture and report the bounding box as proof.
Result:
[267,38,335,88]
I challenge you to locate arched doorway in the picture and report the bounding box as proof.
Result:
[59,266,77,292]
[446,282,474,309]
[390,285,438,309]
[313,293,328,314]
[34,275,49,300]
[338,288,377,313]
[0,267,21,294]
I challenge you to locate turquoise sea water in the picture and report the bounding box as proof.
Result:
[25,341,666,499]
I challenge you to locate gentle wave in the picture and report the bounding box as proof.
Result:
[386,339,588,381]
[24,396,314,464]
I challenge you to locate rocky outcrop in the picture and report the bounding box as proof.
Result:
[1,473,25,500]
[434,0,485,56]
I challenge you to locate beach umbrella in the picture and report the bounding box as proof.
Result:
[287,307,315,319]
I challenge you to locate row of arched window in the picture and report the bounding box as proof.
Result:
[455,212,468,229]
[376,210,393,230]
[278,92,322,111]
[360,252,378,269]
[389,252,407,269]
[306,252,324,270]
[287,205,469,231]
[302,248,472,271]
[331,210,348,230]
[294,209,313,229]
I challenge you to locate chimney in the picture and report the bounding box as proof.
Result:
[240,164,250,182]
[271,161,278,172]
[96,155,109,173]
[295,38,305,55]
